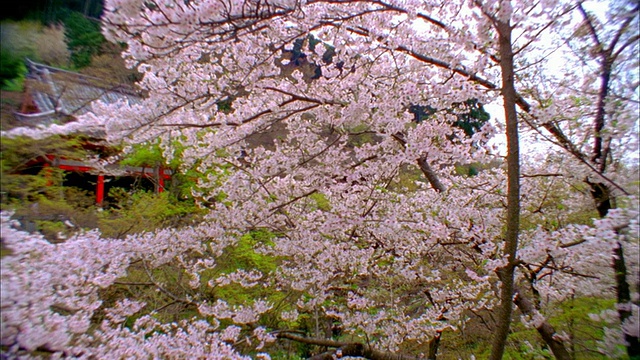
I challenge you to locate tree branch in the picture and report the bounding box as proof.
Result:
[513,289,571,360]
[577,4,603,52]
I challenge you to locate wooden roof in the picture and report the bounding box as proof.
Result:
[15,59,142,127]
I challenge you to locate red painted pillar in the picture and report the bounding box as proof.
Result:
[43,163,53,186]
[158,167,165,193]
[96,175,104,206]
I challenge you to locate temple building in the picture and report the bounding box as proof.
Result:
[13,59,172,206]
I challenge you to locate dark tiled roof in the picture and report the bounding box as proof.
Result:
[15,59,142,126]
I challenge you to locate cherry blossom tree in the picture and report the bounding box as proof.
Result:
[1,0,638,359]
[513,1,640,357]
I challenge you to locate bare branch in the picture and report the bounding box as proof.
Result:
[577,3,603,52]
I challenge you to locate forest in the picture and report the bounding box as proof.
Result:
[0,0,638,359]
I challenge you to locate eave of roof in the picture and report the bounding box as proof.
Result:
[14,59,143,127]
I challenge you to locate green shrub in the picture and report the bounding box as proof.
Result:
[0,48,26,90]
[97,190,203,238]
[63,12,105,69]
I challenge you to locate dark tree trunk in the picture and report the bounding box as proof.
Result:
[427,331,441,360]
[613,240,639,358]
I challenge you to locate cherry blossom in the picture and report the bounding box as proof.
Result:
[1,0,638,358]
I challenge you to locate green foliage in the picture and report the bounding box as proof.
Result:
[388,164,424,192]
[1,0,104,23]
[0,135,204,241]
[1,20,70,72]
[119,143,167,168]
[0,135,88,171]
[0,135,95,208]
[95,262,199,325]
[452,99,491,137]
[6,179,101,241]
[310,192,332,211]
[453,297,617,360]
[223,229,278,274]
[34,219,67,241]
[205,229,283,322]
[63,12,105,68]
[519,175,599,231]
[1,173,50,203]
[0,136,79,204]
[120,139,233,203]
[409,99,491,137]
[0,48,27,90]
[217,98,234,113]
[454,162,481,177]
[347,129,377,147]
[547,297,617,359]
[97,190,203,238]
[119,141,200,202]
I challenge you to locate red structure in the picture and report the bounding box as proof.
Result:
[13,60,172,206]
[31,155,173,206]
[96,175,105,205]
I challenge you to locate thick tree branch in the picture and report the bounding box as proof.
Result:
[417,156,446,193]
[513,289,571,360]
[577,4,603,51]
[390,132,446,192]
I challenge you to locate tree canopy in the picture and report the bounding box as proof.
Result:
[1,0,638,359]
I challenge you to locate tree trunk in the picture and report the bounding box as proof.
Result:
[613,239,639,359]
[513,288,572,359]
[576,6,638,354]
[489,16,521,360]
[427,331,441,360]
